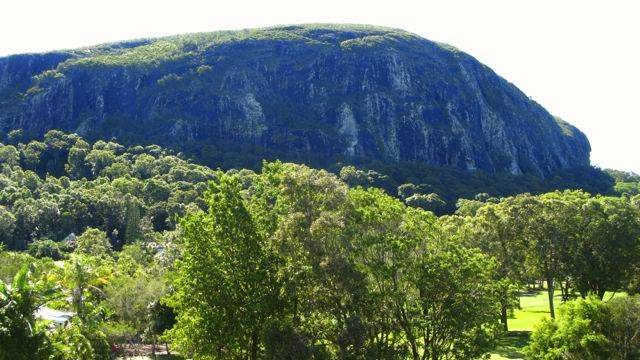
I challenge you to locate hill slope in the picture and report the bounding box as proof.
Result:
[0,24,590,176]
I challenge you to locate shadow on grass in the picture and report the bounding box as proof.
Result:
[525,309,551,314]
[518,290,542,297]
[493,331,530,359]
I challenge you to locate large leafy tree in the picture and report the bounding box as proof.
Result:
[520,192,578,319]
[168,173,279,359]
[349,187,501,359]
[257,163,368,357]
[450,198,528,330]
[569,196,640,299]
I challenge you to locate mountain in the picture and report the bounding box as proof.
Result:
[0,24,590,177]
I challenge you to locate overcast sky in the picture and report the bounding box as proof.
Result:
[1,0,638,173]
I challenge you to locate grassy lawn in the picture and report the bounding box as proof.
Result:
[509,290,558,332]
[489,289,557,359]
[490,331,531,359]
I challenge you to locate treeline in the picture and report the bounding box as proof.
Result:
[338,161,617,214]
[607,168,640,196]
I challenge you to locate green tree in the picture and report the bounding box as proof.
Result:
[65,139,90,179]
[0,265,54,360]
[569,196,640,299]
[0,144,20,167]
[20,141,46,173]
[27,238,64,260]
[147,300,176,356]
[455,199,527,331]
[168,174,278,359]
[0,205,16,247]
[75,228,112,258]
[47,322,95,360]
[104,272,165,334]
[404,192,447,214]
[123,195,143,244]
[349,187,501,359]
[85,149,116,177]
[412,242,501,359]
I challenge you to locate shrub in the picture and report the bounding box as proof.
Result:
[27,239,64,260]
[526,295,640,359]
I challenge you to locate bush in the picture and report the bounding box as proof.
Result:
[27,239,64,260]
[48,321,110,360]
[75,228,112,258]
[526,295,640,359]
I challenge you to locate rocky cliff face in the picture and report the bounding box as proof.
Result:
[0,25,590,176]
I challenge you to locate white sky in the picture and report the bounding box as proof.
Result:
[1,0,639,173]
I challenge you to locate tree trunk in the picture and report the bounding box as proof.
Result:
[547,276,555,319]
[501,303,509,332]
[152,334,157,360]
[165,342,170,355]
[558,279,567,301]
[563,280,572,301]
[250,331,259,360]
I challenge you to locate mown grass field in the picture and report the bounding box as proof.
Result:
[489,290,556,359]
[490,290,561,359]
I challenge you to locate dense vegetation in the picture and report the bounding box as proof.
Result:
[526,295,640,359]
[0,130,215,251]
[1,133,639,359]
[339,162,615,214]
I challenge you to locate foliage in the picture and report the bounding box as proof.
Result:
[168,163,502,359]
[168,173,278,358]
[526,296,640,359]
[48,321,110,360]
[27,238,65,260]
[0,265,55,360]
[0,131,215,251]
[451,190,640,322]
[0,132,637,359]
[104,271,165,333]
[75,228,112,258]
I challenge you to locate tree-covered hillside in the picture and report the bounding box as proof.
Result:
[0,130,615,251]
[0,130,216,251]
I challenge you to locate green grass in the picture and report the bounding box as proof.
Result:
[490,289,557,359]
[490,331,531,359]
[509,290,558,332]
